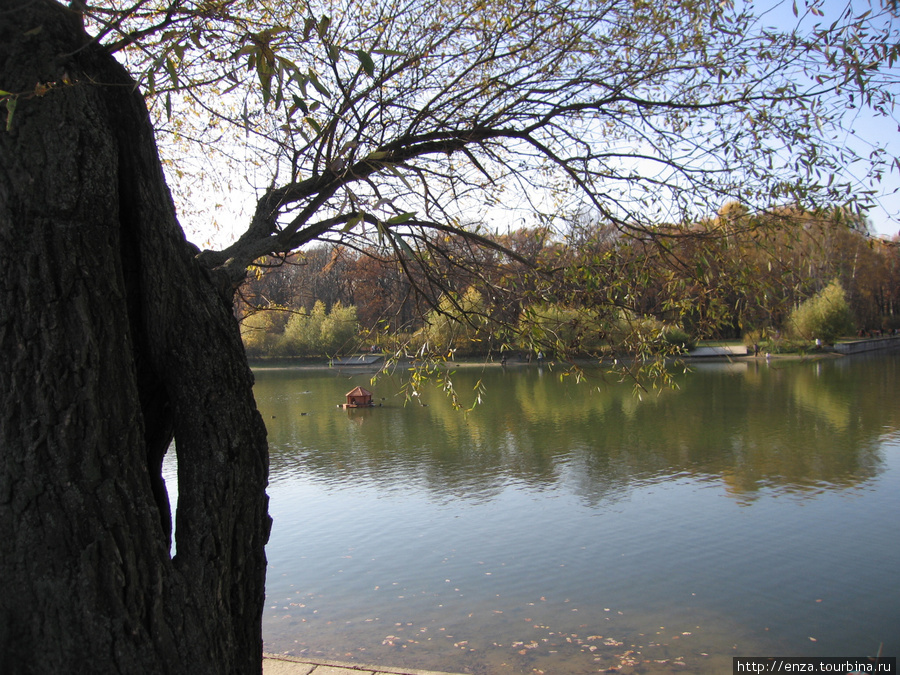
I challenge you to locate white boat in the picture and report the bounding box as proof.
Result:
[330,354,385,367]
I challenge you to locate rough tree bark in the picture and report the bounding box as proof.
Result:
[0,1,270,672]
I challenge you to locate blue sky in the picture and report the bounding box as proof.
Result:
[177,0,900,246]
[760,0,899,237]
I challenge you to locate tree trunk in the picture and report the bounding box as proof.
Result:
[0,1,270,672]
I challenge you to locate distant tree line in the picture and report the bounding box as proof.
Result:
[237,205,900,358]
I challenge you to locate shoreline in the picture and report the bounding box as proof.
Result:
[248,341,900,372]
[263,653,467,675]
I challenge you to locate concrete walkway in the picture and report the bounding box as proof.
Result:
[263,654,467,675]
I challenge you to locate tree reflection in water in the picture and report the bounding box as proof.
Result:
[248,352,900,674]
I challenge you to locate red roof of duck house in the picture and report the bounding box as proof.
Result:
[345,386,374,406]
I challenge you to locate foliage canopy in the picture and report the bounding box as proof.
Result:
[69,0,897,269]
[14,0,887,375]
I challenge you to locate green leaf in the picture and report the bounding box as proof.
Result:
[292,94,308,115]
[276,55,299,74]
[165,57,179,87]
[317,15,331,39]
[386,164,415,192]
[386,211,416,225]
[355,50,375,77]
[307,70,330,97]
[343,212,365,231]
[302,17,316,40]
[258,65,272,106]
[293,73,309,98]
[305,116,322,133]
[5,96,16,132]
[395,235,415,257]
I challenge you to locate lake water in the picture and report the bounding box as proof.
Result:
[195,353,900,673]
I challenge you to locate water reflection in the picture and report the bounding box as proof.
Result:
[254,353,900,674]
[256,355,897,505]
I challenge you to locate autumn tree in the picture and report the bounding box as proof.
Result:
[346,250,422,333]
[279,300,359,356]
[2,0,898,673]
[240,254,309,310]
[416,287,490,355]
[860,238,900,328]
[788,279,856,343]
[239,247,355,315]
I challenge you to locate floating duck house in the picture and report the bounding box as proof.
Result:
[343,386,375,408]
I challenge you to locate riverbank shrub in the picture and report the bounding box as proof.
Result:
[788,280,855,344]
[240,302,359,357]
[661,327,695,352]
[240,309,290,357]
[413,290,492,356]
